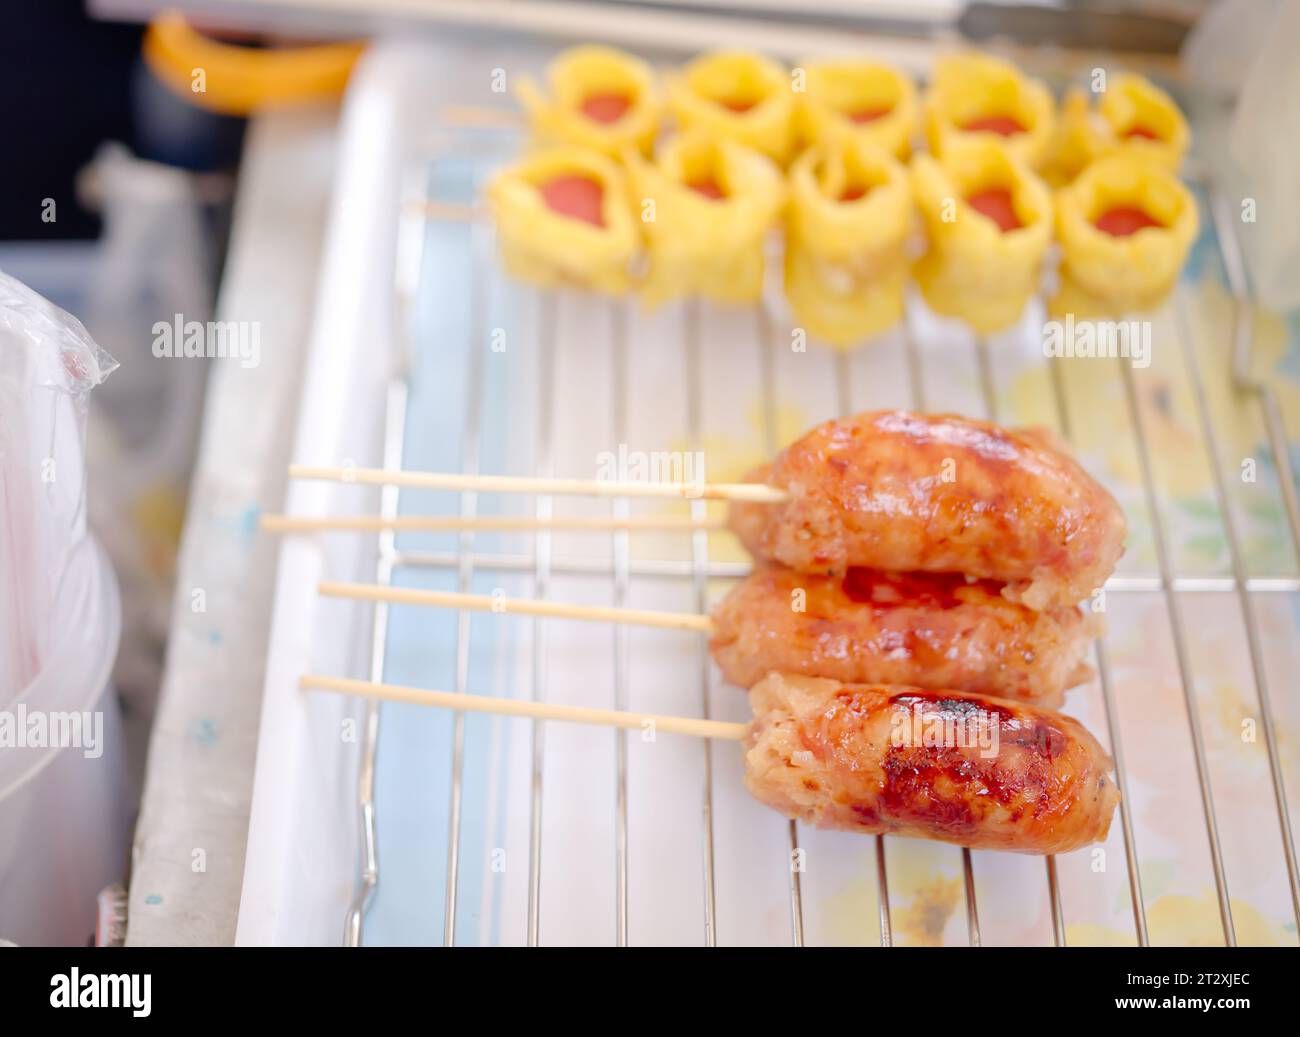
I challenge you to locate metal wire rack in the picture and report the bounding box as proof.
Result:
[337,135,1300,947]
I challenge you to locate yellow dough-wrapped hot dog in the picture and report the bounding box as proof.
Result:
[912,138,1053,333]
[1051,153,1197,317]
[1039,88,1114,188]
[487,147,639,295]
[924,52,1056,169]
[796,59,917,160]
[1042,74,1190,186]
[1097,73,1189,172]
[625,132,783,307]
[784,137,912,347]
[665,51,795,164]
[517,45,661,158]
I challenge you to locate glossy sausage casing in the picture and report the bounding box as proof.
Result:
[711,566,1094,706]
[728,410,1126,610]
[743,672,1118,854]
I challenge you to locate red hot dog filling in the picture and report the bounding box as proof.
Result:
[848,105,892,124]
[1123,125,1161,141]
[687,178,726,201]
[539,175,605,227]
[966,187,1022,232]
[960,113,1027,137]
[717,96,757,113]
[1094,206,1163,237]
[580,92,632,124]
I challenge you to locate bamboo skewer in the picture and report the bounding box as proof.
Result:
[415,200,480,223]
[319,580,714,634]
[288,463,788,503]
[440,104,523,129]
[261,513,727,534]
[302,673,747,741]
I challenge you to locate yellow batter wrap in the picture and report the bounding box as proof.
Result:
[625,133,784,307]
[665,51,795,164]
[1097,73,1190,171]
[1051,154,1198,318]
[487,148,639,296]
[1039,88,1113,188]
[784,139,912,347]
[924,53,1056,169]
[1042,74,1189,186]
[517,46,661,158]
[912,139,1053,333]
[796,59,917,160]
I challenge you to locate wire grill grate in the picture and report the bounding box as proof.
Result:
[340,140,1300,948]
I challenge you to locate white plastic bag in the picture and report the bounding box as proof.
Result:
[1,272,118,704]
[0,273,128,944]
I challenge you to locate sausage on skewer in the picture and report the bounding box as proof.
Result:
[728,410,1126,611]
[711,566,1094,706]
[308,669,1119,855]
[743,671,1118,854]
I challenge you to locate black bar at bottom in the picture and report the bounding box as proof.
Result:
[0,946,1289,1022]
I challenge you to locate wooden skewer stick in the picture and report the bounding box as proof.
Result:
[289,464,789,503]
[319,581,714,634]
[261,513,726,534]
[440,104,523,129]
[415,200,480,223]
[301,673,748,741]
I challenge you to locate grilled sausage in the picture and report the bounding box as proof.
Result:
[728,410,1126,610]
[743,672,1118,854]
[712,566,1094,706]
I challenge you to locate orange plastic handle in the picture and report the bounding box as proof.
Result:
[143,12,365,116]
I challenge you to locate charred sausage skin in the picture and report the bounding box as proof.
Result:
[744,672,1118,854]
[728,410,1126,611]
